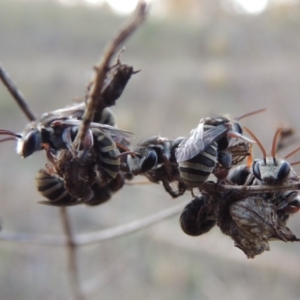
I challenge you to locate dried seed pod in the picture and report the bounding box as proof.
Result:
[218,196,299,259]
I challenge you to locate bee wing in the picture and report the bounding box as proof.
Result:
[50,119,133,139]
[51,103,86,119]
[175,123,228,162]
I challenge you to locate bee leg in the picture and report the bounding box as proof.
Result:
[277,192,300,214]
[162,179,186,198]
[191,188,197,198]
[77,129,94,160]
[62,127,78,158]
[162,154,173,177]
[43,144,58,167]
[62,127,94,159]
[243,173,254,186]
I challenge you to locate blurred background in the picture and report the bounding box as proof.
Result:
[1,0,300,299]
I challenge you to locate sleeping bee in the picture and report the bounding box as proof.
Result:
[175,109,264,188]
[243,127,300,222]
[36,169,125,206]
[0,102,132,205]
[121,136,187,198]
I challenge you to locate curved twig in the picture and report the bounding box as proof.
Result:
[0,62,36,121]
[0,202,186,246]
[73,1,148,147]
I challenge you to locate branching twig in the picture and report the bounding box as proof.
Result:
[0,202,187,246]
[0,62,36,121]
[73,1,148,147]
[0,2,150,299]
[0,48,83,300]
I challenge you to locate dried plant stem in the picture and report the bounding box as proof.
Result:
[0,59,83,300]
[0,3,149,299]
[201,181,300,195]
[60,208,85,300]
[73,1,147,147]
[0,62,36,121]
[0,202,187,246]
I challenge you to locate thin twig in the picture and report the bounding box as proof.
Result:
[0,202,187,246]
[0,62,36,121]
[201,180,300,195]
[60,208,84,300]
[73,1,148,147]
[75,201,186,245]
[0,59,83,300]
[0,3,148,299]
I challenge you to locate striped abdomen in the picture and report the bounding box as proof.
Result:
[93,108,115,126]
[178,142,218,187]
[180,196,216,236]
[92,128,120,185]
[36,169,78,206]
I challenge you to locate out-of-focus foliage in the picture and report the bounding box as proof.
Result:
[1,0,300,299]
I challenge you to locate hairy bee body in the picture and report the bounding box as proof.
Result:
[176,118,242,188]
[37,168,125,206]
[123,136,187,198]
[180,195,217,236]
[36,170,79,206]
[178,141,218,187]
[91,128,121,183]
[31,105,128,205]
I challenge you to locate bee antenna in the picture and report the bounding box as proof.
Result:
[271,128,282,162]
[235,108,266,121]
[284,145,300,160]
[290,160,300,167]
[0,137,18,143]
[0,129,22,140]
[243,127,267,163]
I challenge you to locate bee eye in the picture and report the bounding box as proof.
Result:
[23,131,39,157]
[252,160,261,180]
[277,161,291,181]
[235,123,243,134]
[141,150,157,172]
[217,136,229,151]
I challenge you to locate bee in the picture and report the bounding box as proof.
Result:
[0,103,132,205]
[180,127,300,258]
[180,194,217,236]
[0,104,119,157]
[36,169,125,206]
[175,109,264,188]
[243,127,300,222]
[214,128,300,258]
[121,136,187,198]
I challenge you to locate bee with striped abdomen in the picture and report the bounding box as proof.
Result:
[175,109,264,188]
[0,102,132,205]
[36,169,125,206]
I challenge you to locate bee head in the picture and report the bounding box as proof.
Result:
[244,127,294,183]
[252,157,291,183]
[17,129,43,158]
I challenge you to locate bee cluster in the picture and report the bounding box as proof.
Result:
[1,56,300,259]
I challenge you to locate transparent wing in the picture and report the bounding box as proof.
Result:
[51,103,86,119]
[50,119,133,139]
[175,123,228,162]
